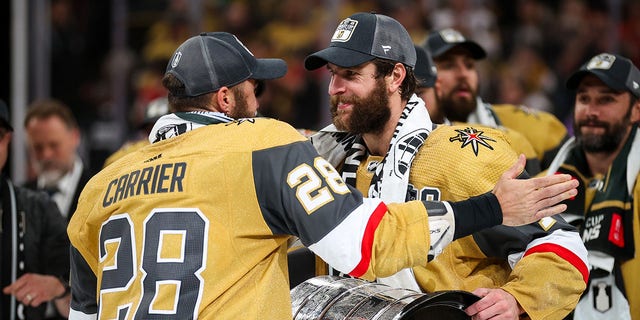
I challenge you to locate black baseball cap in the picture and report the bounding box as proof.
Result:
[414,45,437,88]
[566,53,640,98]
[305,12,417,70]
[165,32,287,97]
[0,99,12,131]
[427,28,487,60]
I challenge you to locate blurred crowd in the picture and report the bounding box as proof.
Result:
[46,0,640,174]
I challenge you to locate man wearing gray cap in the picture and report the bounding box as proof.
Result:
[426,28,569,173]
[66,31,578,319]
[414,44,540,175]
[546,53,640,319]
[306,12,588,320]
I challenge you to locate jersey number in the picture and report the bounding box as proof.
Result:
[287,157,349,214]
[99,210,208,319]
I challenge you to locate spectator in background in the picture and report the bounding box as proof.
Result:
[0,99,71,320]
[546,53,640,320]
[23,99,93,221]
[426,28,568,172]
[428,0,501,66]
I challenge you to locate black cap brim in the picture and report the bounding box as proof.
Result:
[432,42,486,60]
[305,47,375,70]
[253,58,288,80]
[566,69,628,92]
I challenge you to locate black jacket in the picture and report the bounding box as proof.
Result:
[1,176,70,320]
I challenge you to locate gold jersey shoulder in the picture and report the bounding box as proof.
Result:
[410,125,519,201]
[492,104,567,157]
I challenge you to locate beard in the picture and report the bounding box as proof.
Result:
[330,77,390,134]
[228,87,255,119]
[574,108,632,153]
[437,83,477,122]
[34,160,68,188]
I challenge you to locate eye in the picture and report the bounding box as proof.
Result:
[576,95,589,104]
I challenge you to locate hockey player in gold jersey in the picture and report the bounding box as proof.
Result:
[425,28,569,173]
[414,44,541,175]
[306,13,588,319]
[67,32,579,319]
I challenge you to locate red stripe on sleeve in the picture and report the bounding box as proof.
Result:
[348,202,388,278]
[524,243,590,284]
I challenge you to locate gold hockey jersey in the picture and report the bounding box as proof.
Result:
[68,117,459,319]
[352,125,589,319]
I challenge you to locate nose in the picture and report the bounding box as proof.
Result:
[328,75,345,96]
[454,64,471,79]
[583,102,601,118]
[39,145,56,162]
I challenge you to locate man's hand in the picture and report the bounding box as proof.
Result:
[2,273,66,307]
[465,288,524,320]
[494,154,578,226]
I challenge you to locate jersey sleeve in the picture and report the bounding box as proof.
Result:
[69,246,98,319]
[409,124,588,319]
[251,138,467,280]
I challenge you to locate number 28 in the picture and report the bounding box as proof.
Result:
[99,209,208,319]
[286,157,350,214]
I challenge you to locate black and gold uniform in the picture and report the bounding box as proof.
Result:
[329,124,589,319]
[67,115,505,319]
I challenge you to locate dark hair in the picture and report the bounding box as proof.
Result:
[24,99,78,129]
[162,73,215,111]
[372,58,416,101]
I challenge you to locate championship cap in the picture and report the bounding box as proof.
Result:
[304,12,417,70]
[427,28,487,60]
[414,45,437,88]
[566,53,640,98]
[0,99,12,131]
[165,32,287,97]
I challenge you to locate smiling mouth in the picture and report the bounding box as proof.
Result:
[337,103,352,110]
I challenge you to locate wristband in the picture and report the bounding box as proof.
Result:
[448,192,502,239]
[54,276,71,300]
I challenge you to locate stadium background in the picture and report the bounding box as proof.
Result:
[1,0,638,183]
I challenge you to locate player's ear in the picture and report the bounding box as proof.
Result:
[215,87,232,114]
[388,63,406,94]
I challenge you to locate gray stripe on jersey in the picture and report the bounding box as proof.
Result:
[70,247,98,315]
[252,141,364,246]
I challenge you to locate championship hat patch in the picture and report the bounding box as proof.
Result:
[332,18,358,42]
[586,53,615,70]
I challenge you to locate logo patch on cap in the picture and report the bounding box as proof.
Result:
[586,53,616,70]
[440,29,466,44]
[332,18,358,43]
[171,52,182,68]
